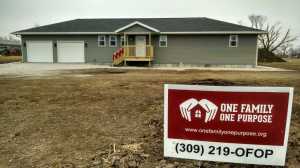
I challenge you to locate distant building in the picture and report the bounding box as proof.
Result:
[0,39,21,48]
[0,39,21,56]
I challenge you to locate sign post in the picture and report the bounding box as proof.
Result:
[164,84,293,166]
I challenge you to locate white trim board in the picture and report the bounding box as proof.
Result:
[122,32,152,35]
[165,84,293,93]
[114,21,160,33]
[14,32,118,35]
[14,31,266,35]
[160,31,266,35]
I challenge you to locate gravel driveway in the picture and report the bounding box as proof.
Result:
[0,62,290,77]
[0,63,110,77]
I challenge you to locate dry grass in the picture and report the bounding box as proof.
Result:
[0,61,299,167]
[260,58,300,71]
[0,56,21,64]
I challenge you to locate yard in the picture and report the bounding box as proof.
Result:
[0,61,299,167]
[259,58,300,71]
[0,56,21,64]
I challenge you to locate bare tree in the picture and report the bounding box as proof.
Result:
[248,14,297,53]
[248,15,266,29]
[278,44,291,57]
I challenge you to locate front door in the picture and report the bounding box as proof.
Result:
[135,36,146,57]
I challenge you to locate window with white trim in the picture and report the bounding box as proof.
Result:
[120,36,125,47]
[98,35,106,47]
[229,35,238,47]
[159,35,167,47]
[109,35,117,47]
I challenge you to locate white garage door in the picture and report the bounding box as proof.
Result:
[27,41,53,62]
[57,41,85,63]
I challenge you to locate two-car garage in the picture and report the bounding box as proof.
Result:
[26,41,85,63]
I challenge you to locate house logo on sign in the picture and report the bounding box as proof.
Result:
[179,98,218,123]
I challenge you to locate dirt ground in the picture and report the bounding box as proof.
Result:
[0,62,299,167]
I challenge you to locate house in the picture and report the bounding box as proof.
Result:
[13,17,265,67]
[0,39,21,48]
[0,39,21,56]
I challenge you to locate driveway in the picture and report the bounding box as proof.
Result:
[0,62,109,77]
[0,62,290,77]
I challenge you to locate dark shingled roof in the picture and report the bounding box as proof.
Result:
[13,17,264,34]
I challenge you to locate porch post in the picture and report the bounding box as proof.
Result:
[124,33,127,57]
[149,33,151,45]
[125,33,128,46]
[149,33,152,58]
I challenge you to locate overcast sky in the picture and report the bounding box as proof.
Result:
[1,0,299,46]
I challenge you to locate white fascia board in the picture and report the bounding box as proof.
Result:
[14,32,117,35]
[122,32,153,35]
[14,31,266,35]
[114,21,160,33]
[160,31,266,35]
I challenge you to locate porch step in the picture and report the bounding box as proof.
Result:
[112,46,154,66]
[112,48,125,66]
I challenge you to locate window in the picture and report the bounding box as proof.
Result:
[109,35,117,47]
[195,110,201,118]
[98,35,106,47]
[159,35,167,47]
[229,35,238,47]
[120,36,125,47]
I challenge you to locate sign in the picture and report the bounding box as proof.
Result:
[164,84,293,166]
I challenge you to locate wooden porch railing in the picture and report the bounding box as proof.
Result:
[123,45,154,58]
[112,45,154,66]
[112,48,125,65]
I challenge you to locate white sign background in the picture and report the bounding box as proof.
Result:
[164,84,294,166]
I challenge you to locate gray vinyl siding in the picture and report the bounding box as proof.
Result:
[21,34,257,66]
[152,34,257,66]
[20,37,25,62]
[21,35,119,64]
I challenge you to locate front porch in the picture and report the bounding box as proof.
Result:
[112,33,154,66]
[123,44,154,64]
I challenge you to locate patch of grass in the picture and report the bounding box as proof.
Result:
[259,58,300,71]
[0,56,21,64]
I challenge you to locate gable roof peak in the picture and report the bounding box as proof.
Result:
[115,21,160,33]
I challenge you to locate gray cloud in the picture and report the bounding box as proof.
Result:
[1,0,299,46]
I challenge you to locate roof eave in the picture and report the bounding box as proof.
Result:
[13,31,266,35]
[13,32,118,35]
[160,31,266,35]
